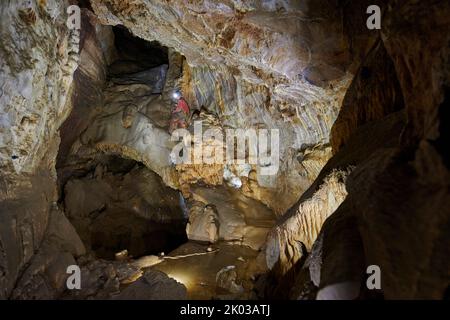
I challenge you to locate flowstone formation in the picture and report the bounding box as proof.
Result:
[88,0,368,215]
[0,0,80,299]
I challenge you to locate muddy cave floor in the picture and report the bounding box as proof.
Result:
[58,161,274,299]
[60,172,275,300]
[144,242,260,300]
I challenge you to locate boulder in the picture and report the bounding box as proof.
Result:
[113,270,187,300]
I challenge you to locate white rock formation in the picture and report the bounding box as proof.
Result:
[0,0,79,299]
[89,0,358,215]
[186,203,220,243]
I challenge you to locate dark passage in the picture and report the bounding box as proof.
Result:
[63,158,187,260]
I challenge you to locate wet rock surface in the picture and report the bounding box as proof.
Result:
[113,269,187,300]
[267,0,450,298]
[152,242,264,300]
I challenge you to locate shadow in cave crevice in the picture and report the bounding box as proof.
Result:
[108,25,169,77]
[431,86,450,169]
[60,156,188,261]
[54,17,189,261]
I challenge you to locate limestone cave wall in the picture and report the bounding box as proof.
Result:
[0,0,448,300]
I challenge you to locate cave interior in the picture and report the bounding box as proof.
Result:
[0,0,449,301]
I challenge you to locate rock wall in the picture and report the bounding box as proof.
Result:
[0,0,79,299]
[89,0,382,215]
[268,0,450,300]
[330,40,404,153]
[57,8,116,180]
[266,168,352,274]
[0,0,79,178]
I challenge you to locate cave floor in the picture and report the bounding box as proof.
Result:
[148,241,261,299]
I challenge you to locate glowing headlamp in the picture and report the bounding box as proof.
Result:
[172,91,181,100]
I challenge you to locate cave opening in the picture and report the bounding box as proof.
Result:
[109,25,169,77]
[61,155,188,261]
[56,24,188,261]
[52,16,281,299]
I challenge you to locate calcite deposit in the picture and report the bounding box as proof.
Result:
[89,0,363,215]
[0,0,80,299]
[0,0,449,301]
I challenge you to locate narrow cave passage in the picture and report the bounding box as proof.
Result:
[63,156,188,261]
[55,19,277,300]
[57,27,188,260]
[110,26,168,76]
